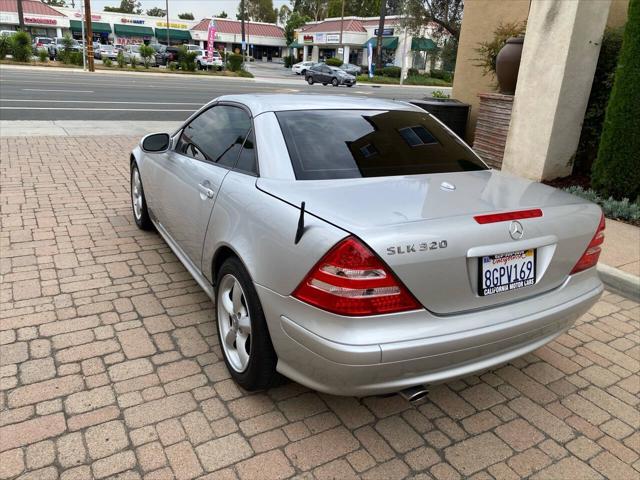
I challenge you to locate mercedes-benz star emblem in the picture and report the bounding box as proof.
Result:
[509,221,524,240]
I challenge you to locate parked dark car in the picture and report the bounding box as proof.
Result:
[305,63,356,87]
[149,44,172,66]
[161,46,181,66]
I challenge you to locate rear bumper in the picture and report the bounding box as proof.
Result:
[257,272,603,396]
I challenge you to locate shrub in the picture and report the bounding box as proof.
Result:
[381,66,401,78]
[432,90,450,99]
[178,46,197,71]
[38,48,48,62]
[430,69,452,82]
[283,55,294,68]
[69,51,83,66]
[10,31,31,62]
[130,56,137,69]
[564,186,639,224]
[407,67,419,77]
[574,27,624,176]
[237,68,253,78]
[0,35,11,60]
[226,53,243,72]
[168,61,177,71]
[139,44,155,68]
[592,0,640,201]
[474,21,526,77]
[116,50,126,68]
[102,55,112,67]
[325,57,342,67]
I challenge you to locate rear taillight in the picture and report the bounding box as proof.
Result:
[571,213,605,274]
[292,237,421,316]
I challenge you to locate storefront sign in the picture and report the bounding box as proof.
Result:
[0,13,18,24]
[303,35,313,43]
[326,33,339,44]
[374,28,394,36]
[25,17,57,25]
[74,12,102,20]
[156,21,188,29]
[315,33,325,43]
[120,18,145,24]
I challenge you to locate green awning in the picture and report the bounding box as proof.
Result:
[114,24,154,37]
[70,20,112,34]
[363,36,398,50]
[411,37,437,51]
[288,42,302,48]
[154,28,191,41]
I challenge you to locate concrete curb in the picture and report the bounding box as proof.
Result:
[598,263,640,300]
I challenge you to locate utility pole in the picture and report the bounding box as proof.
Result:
[79,0,86,71]
[375,0,386,72]
[16,0,24,30]
[84,0,94,71]
[165,0,170,45]
[338,0,345,61]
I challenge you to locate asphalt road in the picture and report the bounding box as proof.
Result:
[0,67,443,121]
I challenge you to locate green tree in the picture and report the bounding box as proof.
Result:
[178,12,195,20]
[592,0,640,200]
[327,0,381,18]
[290,0,328,21]
[41,0,66,6]
[104,1,142,14]
[146,7,165,17]
[278,5,291,24]
[284,11,309,45]
[10,31,31,62]
[139,44,155,68]
[216,11,229,18]
[240,0,277,22]
[400,0,463,39]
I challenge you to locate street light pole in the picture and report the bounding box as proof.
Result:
[240,0,246,61]
[165,0,170,46]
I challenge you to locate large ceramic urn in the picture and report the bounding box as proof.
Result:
[495,37,524,95]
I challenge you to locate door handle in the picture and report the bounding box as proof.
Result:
[198,183,215,199]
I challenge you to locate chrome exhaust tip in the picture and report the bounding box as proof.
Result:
[398,385,429,404]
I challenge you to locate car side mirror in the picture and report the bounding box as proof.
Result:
[141,133,170,153]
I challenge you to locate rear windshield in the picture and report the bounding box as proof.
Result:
[276,109,487,180]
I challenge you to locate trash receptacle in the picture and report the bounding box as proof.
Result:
[408,98,470,139]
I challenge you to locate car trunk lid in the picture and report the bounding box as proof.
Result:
[257,170,601,314]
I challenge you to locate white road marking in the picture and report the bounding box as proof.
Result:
[1,99,202,105]
[22,88,94,93]
[0,107,194,112]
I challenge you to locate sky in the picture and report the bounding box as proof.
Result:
[84,0,290,20]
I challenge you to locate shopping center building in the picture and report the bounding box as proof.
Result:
[0,0,69,38]
[190,18,286,60]
[292,15,442,71]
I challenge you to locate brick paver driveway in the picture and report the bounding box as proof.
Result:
[1,136,639,480]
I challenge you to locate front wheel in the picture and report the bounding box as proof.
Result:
[307,76,314,85]
[131,164,153,230]
[331,78,339,87]
[216,258,278,390]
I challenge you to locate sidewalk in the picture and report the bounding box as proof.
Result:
[598,219,640,299]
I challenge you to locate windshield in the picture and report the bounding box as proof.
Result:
[151,44,165,52]
[101,45,114,51]
[276,110,487,180]
[38,38,52,44]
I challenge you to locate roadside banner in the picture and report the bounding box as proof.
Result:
[367,41,373,78]
[207,18,216,59]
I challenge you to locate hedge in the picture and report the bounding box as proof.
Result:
[325,57,342,67]
[591,0,640,201]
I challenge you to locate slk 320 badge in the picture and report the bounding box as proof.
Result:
[387,241,448,255]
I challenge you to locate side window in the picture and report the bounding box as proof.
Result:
[175,105,252,168]
[235,129,257,175]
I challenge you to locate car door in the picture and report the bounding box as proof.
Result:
[155,104,252,269]
[321,65,332,82]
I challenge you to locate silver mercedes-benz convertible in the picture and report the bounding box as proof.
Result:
[130,94,604,398]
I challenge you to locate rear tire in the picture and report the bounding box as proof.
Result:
[216,257,278,391]
[131,164,153,230]
[307,76,314,85]
[332,78,339,87]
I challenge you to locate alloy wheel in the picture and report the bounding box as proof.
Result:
[131,168,143,221]
[217,274,252,372]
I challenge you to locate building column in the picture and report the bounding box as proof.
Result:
[303,45,309,61]
[56,27,62,37]
[502,0,612,180]
[311,45,319,62]
[343,45,350,62]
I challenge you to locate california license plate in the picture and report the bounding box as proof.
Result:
[478,249,536,296]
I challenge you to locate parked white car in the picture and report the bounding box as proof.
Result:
[195,50,224,70]
[292,61,316,75]
[123,44,156,66]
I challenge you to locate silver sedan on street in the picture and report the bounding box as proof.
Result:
[130,95,604,398]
